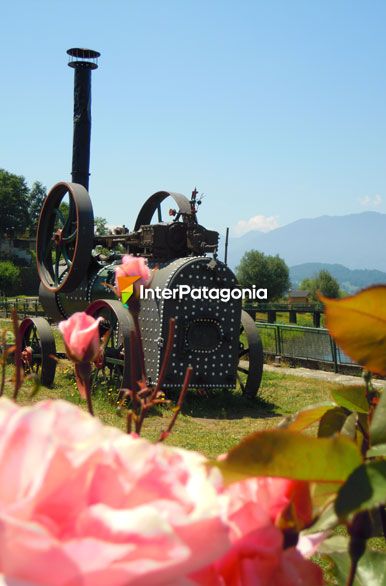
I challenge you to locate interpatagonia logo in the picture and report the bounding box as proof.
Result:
[117,276,141,304]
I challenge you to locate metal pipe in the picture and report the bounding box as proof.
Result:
[224,227,229,265]
[67,48,100,190]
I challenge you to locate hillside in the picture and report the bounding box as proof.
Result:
[289,262,386,293]
[227,211,386,271]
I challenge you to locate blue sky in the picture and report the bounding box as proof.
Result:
[2,0,386,239]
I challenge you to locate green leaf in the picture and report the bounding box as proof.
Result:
[318,406,349,437]
[279,402,336,431]
[332,386,369,414]
[212,430,362,484]
[318,536,386,586]
[370,389,386,446]
[311,481,341,509]
[341,412,358,439]
[335,461,386,520]
[305,502,339,533]
[367,444,386,457]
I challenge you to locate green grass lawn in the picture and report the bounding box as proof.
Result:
[2,355,334,457]
[0,316,361,457]
[1,316,334,456]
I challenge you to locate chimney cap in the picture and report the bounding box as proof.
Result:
[67,48,100,69]
[67,48,100,59]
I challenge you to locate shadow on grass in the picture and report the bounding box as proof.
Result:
[165,387,277,420]
[60,366,277,422]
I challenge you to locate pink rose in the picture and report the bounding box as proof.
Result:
[115,255,152,296]
[191,477,322,586]
[59,312,102,363]
[224,477,313,530]
[0,398,230,586]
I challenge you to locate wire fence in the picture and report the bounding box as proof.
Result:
[0,297,44,319]
[256,322,358,372]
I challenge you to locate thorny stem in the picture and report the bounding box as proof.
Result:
[152,318,175,400]
[75,362,94,417]
[129,330,138,391]
[0,329,8,397]
[158,366,193,442]
[346,511,371,586]
[133,312,146,383]
[380,506,386,539]
[126,410,133,434]
[135,319,176,434]
[12,310,22,400]
[85,384,94,416]
[345,558,359,586]
[0,359,5,397]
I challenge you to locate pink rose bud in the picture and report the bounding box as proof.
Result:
[59,312,102,363]
[115,254,152,296]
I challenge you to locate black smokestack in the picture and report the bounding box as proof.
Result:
[67,48,100,191]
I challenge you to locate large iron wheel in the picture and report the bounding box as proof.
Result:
[134,190,192,229]
[237,310,264,398]
[37,181,94,293]
[85,300,135,395]
[19,317,57,387]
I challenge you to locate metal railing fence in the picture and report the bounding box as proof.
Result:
[256,322,358,372]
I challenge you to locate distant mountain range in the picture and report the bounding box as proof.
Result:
[227,211,386,272]
[289,262,386,293]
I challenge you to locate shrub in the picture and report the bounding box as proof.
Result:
[0,261,21,296]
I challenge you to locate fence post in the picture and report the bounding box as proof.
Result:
[268,310,276,324]
[329,336,338,373]
[276,325,282,356]
[289,310,297,324]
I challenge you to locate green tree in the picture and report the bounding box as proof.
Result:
[300,269,340,300]
[0,261,21,296]
[0,169,30,236]
[236,250,290,301]
[28,181,47,234]
[95,216,109,236]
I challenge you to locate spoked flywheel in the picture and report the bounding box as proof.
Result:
[37,181,94,293]
[85,300,135,395]
[19,317,57,387]
[237,310,264,398]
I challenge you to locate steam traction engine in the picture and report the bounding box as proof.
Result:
[20,48,263,398]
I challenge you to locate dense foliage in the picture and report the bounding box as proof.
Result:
[300,269,340,300]
[0,169,30,236]
[95,216,109,235]
[0,169,49,237]
[0,260,20,295]
[28,180,47,234]
[236,250,290,300]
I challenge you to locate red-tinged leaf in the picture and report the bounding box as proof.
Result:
[211,430,362,485]
[321,286,386,375]
[279,402,336,431]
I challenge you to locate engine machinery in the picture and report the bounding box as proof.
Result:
[20,48,263,398]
